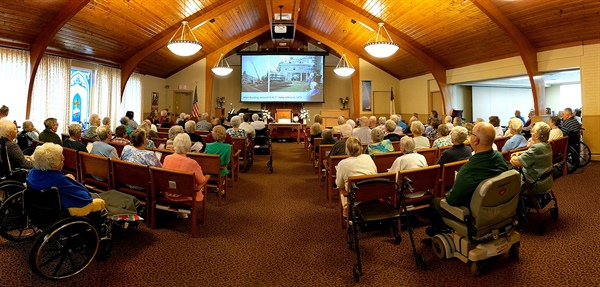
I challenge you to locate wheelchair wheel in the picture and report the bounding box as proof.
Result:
[29,217,99,280]
[432,236,446,259]
[579,142,591,167]
[550,207,559,220]
[469,260,480,276]
[0,191,39,241]
[565,146,579,174]
[0,181,25,204]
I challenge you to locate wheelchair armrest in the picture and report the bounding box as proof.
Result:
[440,199,470,221]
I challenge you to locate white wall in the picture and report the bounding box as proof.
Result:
[165,59,207,114]
[398,74,434,115]
[359,59,401,116]
[141,75,167,117]
[472,86,534,127]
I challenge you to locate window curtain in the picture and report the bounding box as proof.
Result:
[92,65,121,129]
[120,72,143,126]
[0,47,30,125]
[30,55,71,134]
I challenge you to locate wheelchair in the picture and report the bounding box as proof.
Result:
[0,187,140,279]
[346,173,426,282]
[519,169,558,235]
[253,128,273,173]
[431,170,522,276]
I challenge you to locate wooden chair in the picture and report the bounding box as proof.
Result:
[232,137,249,172]
[332,133,342,140]
[494,136,510,152]
[153,148,175,164]
[339,172,398,229]
[550,136,569,177]
[187,153,227,206]
[78,152,112,192]
[436,145,452,161]
[391,141,401,152]
[311,137,323,163]
[501,150,511,161]
[62,147,79,181]
[372,151,403,173]
[150,166,208,238]
[439,159,468,197]
[324,155,348,208]
[317,144,334,184]
[108,141,127,157]
[152,138,168,149]
[398,165,441,211]
[110,159,151,223]
[416,147,437,166]
[227,145,241,187]
[156,132,169,139]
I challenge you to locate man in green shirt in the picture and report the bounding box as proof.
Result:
[426,122,508,237]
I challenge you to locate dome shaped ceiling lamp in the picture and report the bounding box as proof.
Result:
[333,54,355,76]
[364,23,399,58]
[167,21,202,56]
[212,53,233,76]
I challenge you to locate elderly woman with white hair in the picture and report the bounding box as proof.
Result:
[411,121,430,150]
[26,143,105,216]
[502,118,527,152]
[436,126,472,165]
[250,113,266,130]
[0,118,34,169]
[204,125,231,177]
[365,128,394,155]
[121,129,161,167]
[226,115,246,138]
[510,122,553,191]
[166,125,184,150]
[163,133,206,197]
[389,136,428,172]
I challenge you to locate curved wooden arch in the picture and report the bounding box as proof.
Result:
[25,0,90,119]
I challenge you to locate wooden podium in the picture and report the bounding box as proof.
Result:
[322,109,350,127]
[276,109,292,123]
[214,108,224,118]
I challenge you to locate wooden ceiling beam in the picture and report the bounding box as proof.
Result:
[265,0,275,42]
[470,0,543,115]
[319,0,449,114]
[25,0,90,119]
[120,0,246,98]
[290,0,301,44]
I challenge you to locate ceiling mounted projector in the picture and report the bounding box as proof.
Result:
[274,24,287,33]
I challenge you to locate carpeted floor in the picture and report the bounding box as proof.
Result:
[1,142,599,286]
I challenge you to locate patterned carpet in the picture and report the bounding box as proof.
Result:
[1,142,599,286]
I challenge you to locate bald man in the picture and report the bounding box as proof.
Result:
[426,122,508,237]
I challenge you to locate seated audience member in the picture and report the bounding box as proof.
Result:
[143,119,159,138]
[22,120,39,141]
[432,124,452,148]
[196,112,213,131]
[250,113,266,131]
[392,114,406,131]
[452,117,462,127]
[138,123,156,148]
[111,125,132,145]
[523,110,535,131]
[205,118,233,144]
[365,128,394,155]
[314,114,325,130]
[17,120,38,150]
[436,126,472,165]
[474,118,485,124]
[560,107,580,139]
[120,130,162,167]
[309,122,323,147]
[120,116,132,136]
[426,118,439,139]
[83,114,101,140]
[204,126,231,177]
[428,110,439,123]
[376,117,387,130]
[411,121,430,150]
[147,110,158,127]
[0,105,8,119]
[177,113,187,127]
[185,120,205,147]
[502,118,527,152]
[427,122,508,236]
[39,117,62,145]
[352,117,372,145]
[316,128,336,154]
[0,119,34,169]
[102,117,111,127]
[444,115,453,131]
[510,122,553,191]
[91,125,119,159]
[336,137,378,215]
[159,110,173,128]
[63,123,87,152]
[489,116,504,138]
[226,116,246,138]
[163,133,207,197]
[389,136,428,172]
[404,116,418,134]
[369,116,377,128]
[548,116,563,141]
[27,143,105,216]
[328,124,353,159]
[514,109,525,124]
[384,120,402,142]
[330,116,345,134]
[166,125,184,150]
[239,113,256,138]
[126,111,138,130]
[346,119,356,129]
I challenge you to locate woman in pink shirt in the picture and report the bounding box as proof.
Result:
[162,133,206,201]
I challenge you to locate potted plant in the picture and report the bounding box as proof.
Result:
[339,97,349,109]
[216,97,226,108]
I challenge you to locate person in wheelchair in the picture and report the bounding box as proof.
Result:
[427,122,508,237]
[26,142,105,217]
[0,119,34,170]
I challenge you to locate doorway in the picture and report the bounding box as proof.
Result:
[173,91,192,117]
[430,91,444,118]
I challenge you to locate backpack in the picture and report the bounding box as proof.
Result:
[16,131,33,151]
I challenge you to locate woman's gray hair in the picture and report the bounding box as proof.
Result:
[400,136,416,153]
[0,119,15,137]
[378,117,387,125]
[33,143,63,170]
[385,120,396,133]
[533,121,551,143]
[346,119,356,128]
[120,116,129,125]
[230,116,241,128]
[310,122,322,135]
[89,114,100,126]
[371,128,385,143]
[97,125,111,140]
[252,113,259,121]
[185,120,196,133]
[410,121,424,135]
[67,123,82,136]
[138,122,150,133]
[168,125,184,140]
[173,133,192,154]
[451,126,468,143]
[212,125,226,142]
[322,129,333,140]
[508,117,523,133]
[102,117,110,126]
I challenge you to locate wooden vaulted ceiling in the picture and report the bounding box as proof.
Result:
[0,0,599,83]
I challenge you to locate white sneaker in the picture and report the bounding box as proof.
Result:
[176,213,189,219]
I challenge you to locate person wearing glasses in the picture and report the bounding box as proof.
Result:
[426,122,508,237]
[39,117,62,145]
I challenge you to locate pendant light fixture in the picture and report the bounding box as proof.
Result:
[167,21,202,57]
[333,54,355,76]
[212,53,233,76]
[364,23,399,58]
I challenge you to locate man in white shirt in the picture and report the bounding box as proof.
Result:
[250,113,266,131]
[331,116,345,133]
[238,113,255,138]
[390,114,404,135]
[352,117,372,145]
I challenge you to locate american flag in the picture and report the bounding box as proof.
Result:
[390,87,395,115]
[191,85,199,118]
